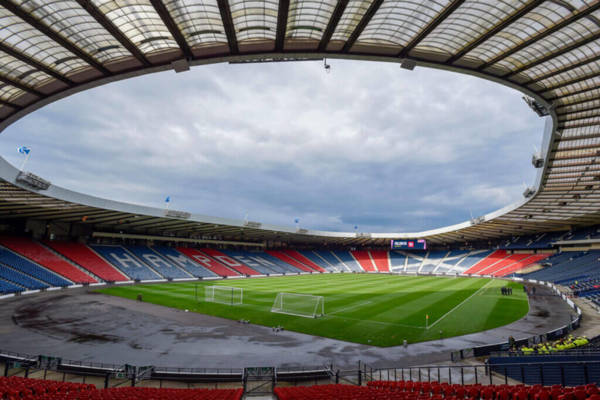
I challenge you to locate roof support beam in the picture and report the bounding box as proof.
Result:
[398,0,466,58]
[342,0,384,53]
[479,2,600,71]
[149,0,193,60]
[319,0,349,52]
[557,102,600,116]
[74,0,150,67]
[556,94,600,110]
[216,0,239,55]
[446,0,544,64]
[0,43,73,86]
[506,31,600,79]
[275,0,290,51]
[2,1,110,76]
[0,75,43,97]
[548,83,600,102]
[559,111,600,123]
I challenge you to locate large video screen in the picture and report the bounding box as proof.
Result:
[390,239,427,250]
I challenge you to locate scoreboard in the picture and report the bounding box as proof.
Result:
[391,239,427,250]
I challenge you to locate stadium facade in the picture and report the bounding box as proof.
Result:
[0,0,600,246]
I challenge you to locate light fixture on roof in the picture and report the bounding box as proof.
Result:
[585,185,594,190]
[323,58,330,73]
[523,187,536,198]
[171,58,190,73]
[400,58,416,70]
[522,96,549,117]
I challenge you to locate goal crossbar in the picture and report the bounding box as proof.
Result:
[271,292,324,318]
[204,285,243,305]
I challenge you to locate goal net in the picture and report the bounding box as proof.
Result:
[205,286,243,305]
[271,293,324,318]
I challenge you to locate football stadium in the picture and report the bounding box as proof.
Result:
[1,0,600,399]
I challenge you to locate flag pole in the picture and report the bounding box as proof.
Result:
[19,152,30,171]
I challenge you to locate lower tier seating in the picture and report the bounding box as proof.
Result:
[0,246,71,287]
[0,376,242,400]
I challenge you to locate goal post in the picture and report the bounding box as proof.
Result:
[204,285,243,305]
[271,292,324,318]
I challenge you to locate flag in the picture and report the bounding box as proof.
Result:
[17,146,30,155]
[165,196,171,203]
[294,218,299,224]
[354,225,358,230]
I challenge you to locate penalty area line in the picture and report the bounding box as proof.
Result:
[426,279,494,330]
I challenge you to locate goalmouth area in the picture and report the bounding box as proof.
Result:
[97,274,528,347]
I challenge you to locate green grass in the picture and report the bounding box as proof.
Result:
[97,274,528,347]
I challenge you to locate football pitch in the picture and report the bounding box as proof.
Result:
[97,274,528,347]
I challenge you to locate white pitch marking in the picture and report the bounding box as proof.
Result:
[426,279,494,330]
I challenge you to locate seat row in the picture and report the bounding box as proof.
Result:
[0,376,242,400]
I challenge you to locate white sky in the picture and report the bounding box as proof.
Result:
[0,59,545,232]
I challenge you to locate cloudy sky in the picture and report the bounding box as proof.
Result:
[0,59,545,233]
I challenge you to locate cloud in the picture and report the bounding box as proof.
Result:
[0,59,544,232]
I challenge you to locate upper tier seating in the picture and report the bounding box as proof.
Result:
[0,237,96,284]
[152,246,216,277]
[124,246,191,279]
[266,250,314,272]
[0,246,71,287]
[332,251,363,272]
[0,376,243,400]
[351,250,377,272]
[464,250,508,275]
[311,251,348,271]
[282,250,327,272]
[0,264,48,290]
[90,245,162,281]
[177,248,242,276]
[44,241,128,282]
[370,250,390,272]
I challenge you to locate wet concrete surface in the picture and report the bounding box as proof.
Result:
[0,285,576,369]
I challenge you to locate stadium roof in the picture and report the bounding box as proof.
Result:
[1,0,600,246]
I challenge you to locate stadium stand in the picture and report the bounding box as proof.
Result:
[282,250,327,272]
[366,381,600,399]
[419,251,448,274]
[91,245,162,281]
[216,249,282,275]
[478,254,530,276]
[332,251,363,272]
[177,248,242,276]
[152,246,216,278]
[0,278,23,294]
[223,251,296,274]
[0,237,96,284]
[44,242,128,282]
[266,250,314,272]
[493,253,551,277]
[309,250,347,272]
[452,250,493,273]
[351,250,377,272]
[464,250,508,275]
[370,250,390,272]
[523,251,600,284]
[405,255,422,273]
[0,246,71,287]
[0,376,243,400]
[389,251,407,271]
[0,265,48,290]
[124,245,191,279]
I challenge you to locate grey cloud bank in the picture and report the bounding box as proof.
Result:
[0,60,543,233]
